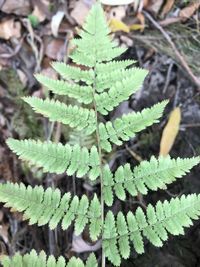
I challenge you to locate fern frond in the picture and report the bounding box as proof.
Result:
[95,69,148,115]
[69,129,95,148]
[103,156,200,206]
[23,97,96,134]
[6,139,100,180]
[96,68,142,92]
[1,250,97,267]
[0,183,101,239]
[69,3,127,67]
[70,46,126,67]
[96,60,135,74]
[99,101,168,152]
[103,194,200,266]
[35,74,93,104]
[51,62,94,85]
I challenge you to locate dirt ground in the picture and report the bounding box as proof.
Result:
[0,1,200,266]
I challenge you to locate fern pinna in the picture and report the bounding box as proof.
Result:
[1,3,200,267]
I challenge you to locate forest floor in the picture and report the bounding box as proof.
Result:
[0,1,200,266]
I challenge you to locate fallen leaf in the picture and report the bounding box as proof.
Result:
[44,38,65,60]
[129,23,145,31]
[70,1,93,25]
[135,12,145,31]
[109,18,130,32]
[31,5,47,23]
[161,0,175,17]
[51,11,65,37]
[132,0,149,12]
[71,234,101,253]
[179,2,200,21]
[146,0,163,15]
[159,107,181,156]
[1,0,31,15]
[0,19,21,40]
[101,0,134,5]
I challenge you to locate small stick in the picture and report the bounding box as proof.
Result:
[143,11,200,89]
[163,62,174,94]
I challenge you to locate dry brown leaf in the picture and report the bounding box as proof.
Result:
[179,2,200,21]
[135,12,145,31]
[101,0,134,5]
[146,0,164,14]
[161,0,175,17]
[70,1,94,25]
[109,18,130,32]
[159,107,181,156]
[1,0,31,15]
[0,19,21,40]
[32,5,46,23]
[44,39,65,60]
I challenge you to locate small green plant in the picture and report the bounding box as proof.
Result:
[1,3,200,267]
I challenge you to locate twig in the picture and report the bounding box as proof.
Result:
[143,11,200,89]
[163,62,174,94]
[125,145,142,162]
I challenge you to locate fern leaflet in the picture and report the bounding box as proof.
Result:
[6,139,100,180]
[96,59,135,74]
[99,101,168,152]
[103,194,200,266]
[103,156,200,206]
[35,74,93,104]
[1,250,97,267]
[51,62,94,84]
[0,183,101,240]
[95,69,148,115]
[23,97,96,134]
[96,67,141,92]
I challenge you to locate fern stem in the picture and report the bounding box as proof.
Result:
[92,79,106,267]
[91,61,105,266]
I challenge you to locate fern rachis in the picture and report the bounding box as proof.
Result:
[1,3,200,267]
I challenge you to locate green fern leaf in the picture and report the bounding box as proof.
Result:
[103,211,121,267]
[88,194,102,241]
[2,3,200,267]
[62,195,79,230]
[23,97,96,135]
[96,60,135,74]
[103,194,200,266]
[0,250,97,267]
[0,183,101,239]
[6,139,100,180]
[116,212,130,259]
[102,165,114,207]
[95,68,148,115]
[69,3,126,67]
[103,156,200,205]
[99,101,168,152]
[85,253,98,267]
[51,62,94,85]
[35,74,93,104]
[96,67,141,92]
[74,195,89,235]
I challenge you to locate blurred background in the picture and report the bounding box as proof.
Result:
[0,0,200,266]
